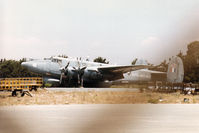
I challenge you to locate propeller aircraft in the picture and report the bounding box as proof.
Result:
[21,56,149,87]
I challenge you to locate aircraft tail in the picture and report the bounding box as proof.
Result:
[135,59,148,65]
[167,56,184,83]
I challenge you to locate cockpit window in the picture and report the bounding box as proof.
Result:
[52,58,62,64]
[58,59,62,64]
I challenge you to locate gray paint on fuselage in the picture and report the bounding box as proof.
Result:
[121,57,184,83]
[123,69,166,82]
[22,57,108,81]
[21,56,150,87]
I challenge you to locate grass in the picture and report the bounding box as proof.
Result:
[148,98,159,104]
[0,88,199,105]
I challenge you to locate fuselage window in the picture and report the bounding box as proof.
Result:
[52,59,57,62]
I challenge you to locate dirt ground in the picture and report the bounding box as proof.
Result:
[1,88,199,106]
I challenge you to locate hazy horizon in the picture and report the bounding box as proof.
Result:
[1,0,199,65]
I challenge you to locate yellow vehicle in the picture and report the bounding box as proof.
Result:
[0,77,43,96]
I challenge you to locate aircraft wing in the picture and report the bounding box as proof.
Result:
[97,65,150,74]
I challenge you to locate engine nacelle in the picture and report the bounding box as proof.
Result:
[83,70,103,80]
[66,69,78,80]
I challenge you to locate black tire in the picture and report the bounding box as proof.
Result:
[21,92,25,97]
[12,90,17,97]
[33,87,37,91]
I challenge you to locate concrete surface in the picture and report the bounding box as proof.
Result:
[1,104,199,133]
[46,87,139,92]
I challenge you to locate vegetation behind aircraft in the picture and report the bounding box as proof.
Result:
[1,41,199,83]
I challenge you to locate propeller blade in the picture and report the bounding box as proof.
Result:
[77,74,80,84]
[78,67,87,87]
[73,67,77,70]
[65,62,70,69]
[59,62,70,85]
[81,67,86,71]
[60,73,63,84]
[71,59,86,87]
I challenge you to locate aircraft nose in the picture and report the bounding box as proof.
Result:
[21,61,45,74]
[21,62,31,69]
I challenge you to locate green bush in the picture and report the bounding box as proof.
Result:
[148,98,159,104]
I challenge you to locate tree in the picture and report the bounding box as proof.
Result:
[181,41,199,83]
[0,59,40,78]
[177,50,184,59]
[93,57,109,64]
[148,60,167,72]
[158,60,168,72]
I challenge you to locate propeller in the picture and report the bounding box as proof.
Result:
[72,59,87,87]
[59,62,70,84]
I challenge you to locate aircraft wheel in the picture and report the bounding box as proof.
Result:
[12,90,17,97]
[21,91,25,97]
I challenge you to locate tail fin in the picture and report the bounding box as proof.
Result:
[167,56,184,83]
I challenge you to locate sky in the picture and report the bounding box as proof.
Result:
[1,0,199,65]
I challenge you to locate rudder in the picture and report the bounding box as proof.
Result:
[167,56,184,83]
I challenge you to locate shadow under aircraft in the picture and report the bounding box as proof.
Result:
[21,56,149,87]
